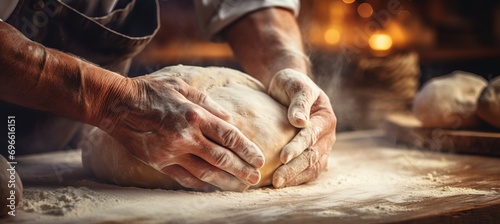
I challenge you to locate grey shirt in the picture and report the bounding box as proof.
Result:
[0,0,299,40]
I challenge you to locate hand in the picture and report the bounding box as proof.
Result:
[267,69,337,188]
[101,74,265,191]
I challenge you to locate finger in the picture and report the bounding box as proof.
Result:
[161,165,218,192]
[272,149,319,188]
[280,115,327,164]
[199,115,265,169]
[268,69,319,128]
[281,94,336,164]
[268,69,293,106]
[175,78,231,120]
[288,88,316,128]
[287,79,321,128]
[175,155,250,192]
[193,136,262,186]
[284,153,329,187]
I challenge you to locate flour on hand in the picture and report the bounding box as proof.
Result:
[82,65,298,190]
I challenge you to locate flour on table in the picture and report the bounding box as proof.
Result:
[21,187,111,217]
[13,133,500,223]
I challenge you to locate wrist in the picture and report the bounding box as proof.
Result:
[88,69,135,132]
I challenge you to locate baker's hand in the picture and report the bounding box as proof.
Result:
[0,21,259,191]
[268,69,336,188]
[102,74,265,191]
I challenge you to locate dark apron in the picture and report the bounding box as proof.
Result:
[1,0,159,155]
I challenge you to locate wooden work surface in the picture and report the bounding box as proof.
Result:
[384,113,500,156]
[3,131,500,224]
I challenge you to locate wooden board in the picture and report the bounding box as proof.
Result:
[383,113,500,156]
[2,131,500,224]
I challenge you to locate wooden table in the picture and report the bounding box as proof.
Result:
[3,131,500,223]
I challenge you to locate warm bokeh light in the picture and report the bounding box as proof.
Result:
[369,33,393,51]
[357,3,373,18]
[324,29,341,45]
[397,10,412,19]
[342,0,355,4]
[387,22,407,46]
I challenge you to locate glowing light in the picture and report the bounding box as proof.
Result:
[369,33,393,51]
[397,10,412,19]
[342,0,355,4]
[324,29,341,45]
[357,3,373,18]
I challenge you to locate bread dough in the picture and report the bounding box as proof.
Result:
[412,71,487,128]
[82,65,298,190]
[477,76,500,128]
[1,155,22,217]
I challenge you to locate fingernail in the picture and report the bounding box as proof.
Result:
[275,177,285,188]
[219,109,232,120]
[246,171,261,185]
[294,112,307,121]
[293,112,308,127]
[251,156,265,168]
[284,153,294,164]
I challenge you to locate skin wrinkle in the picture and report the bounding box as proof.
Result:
[2,4,337,189]
[270,70,336,188]
[1,21,267,191]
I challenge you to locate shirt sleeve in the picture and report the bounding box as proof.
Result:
[0,0,19,21]
[193,0,300,41]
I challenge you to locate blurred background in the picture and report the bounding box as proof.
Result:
[130,0,500,132]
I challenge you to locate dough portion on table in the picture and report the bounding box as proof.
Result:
[476,76,500,128]
[412,71,487,128]
[82,65,298,190]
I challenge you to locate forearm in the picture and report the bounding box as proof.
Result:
[0,21,130,127]
[223,7,310,88]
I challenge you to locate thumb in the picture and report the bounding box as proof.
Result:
[288,90,316,128]
[268,69,319,128]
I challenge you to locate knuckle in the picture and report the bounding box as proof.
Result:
[166,77,189,94]
[292,96,309,110]
[184,106,202,123]
[309,148,319,163]
[296,129,317,147]
[197,92,208,104]
[167,77,184,86]
[220,128,242,149]
[238,145,250,158]
[198,169,215,182]
[214,152,232,168]
[288,80,306,94]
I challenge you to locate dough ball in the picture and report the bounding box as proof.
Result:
[412,71,487,128]
[476,76,500,128]
[82,65,298,191]
[0,155,22,217]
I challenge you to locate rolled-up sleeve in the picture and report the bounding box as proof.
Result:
[194,0,300,41]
